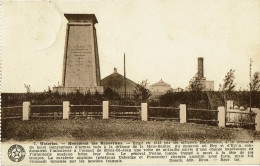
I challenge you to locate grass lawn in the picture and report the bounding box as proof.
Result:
[2,119,260,142]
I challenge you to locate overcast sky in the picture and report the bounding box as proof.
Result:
[2,0,260,92]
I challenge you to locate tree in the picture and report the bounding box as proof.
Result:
[222,69,236,91]
[24,84,31,93]
[250,72,260,91]
[222,69,236,103]
[187,78,205,108]
[133,80,152,103]
[188,78,205,92]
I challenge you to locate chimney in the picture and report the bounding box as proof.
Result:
[114,68,117,73]
[198,57,204,78]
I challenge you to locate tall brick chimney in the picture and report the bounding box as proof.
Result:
[198,57,204,78]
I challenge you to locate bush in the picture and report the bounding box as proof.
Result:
[159,91,210,108]
[2,91,259,109]
[103,88,121,100]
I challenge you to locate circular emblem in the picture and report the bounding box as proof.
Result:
[8,144,26,162]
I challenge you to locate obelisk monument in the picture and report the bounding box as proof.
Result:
[54,14,103,93]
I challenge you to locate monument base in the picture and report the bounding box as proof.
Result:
[53,86,103,94]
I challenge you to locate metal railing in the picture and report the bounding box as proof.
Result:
[70,104,102,118]
[31,105,63,118]
[2,102,259,131]
[187,108,219,124]
[149,106,180,121]
[110,105,141,119]
[226,111,257,127]
[1,106,23,120]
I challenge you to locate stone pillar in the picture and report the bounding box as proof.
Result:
[226,100,234,109]
[218,106,226,127]
[141,103,148,121]
[23,102,31,121]
[180,104,186,123]
[103,101,109,119]
[57,14,103,94]
[63,101,70,119]
[255,110,260,131]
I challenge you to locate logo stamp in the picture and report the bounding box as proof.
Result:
[8,144,26,162]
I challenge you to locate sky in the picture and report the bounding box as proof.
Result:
[1,0,260,92]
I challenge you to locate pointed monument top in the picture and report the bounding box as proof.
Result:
[64,14,98,24]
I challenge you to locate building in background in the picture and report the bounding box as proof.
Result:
[149,79,173,96]
[101,68,137,93]
[187,57,214,91]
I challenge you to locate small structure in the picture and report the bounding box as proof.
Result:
[101,68,137,93]
[172,87,184,92]
[149,79,173,96]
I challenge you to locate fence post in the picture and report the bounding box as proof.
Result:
[23,102,31,120]
[255,111,260,131]
[103,101,109,119]
[141,103,148,121]
[180,104,186,123]
[63,101,70,120]
[218,106,226,127]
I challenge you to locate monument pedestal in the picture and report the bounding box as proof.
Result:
[54,14,103,94]
[53,86,103,94]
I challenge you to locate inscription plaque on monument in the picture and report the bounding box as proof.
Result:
[54,14,103,93]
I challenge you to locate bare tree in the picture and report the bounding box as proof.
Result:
[24,84,31,93]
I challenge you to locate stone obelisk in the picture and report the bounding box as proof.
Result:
[54,14,103,93]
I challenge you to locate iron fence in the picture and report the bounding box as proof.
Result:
[31,105,63,119]
[226,111,257,129]
[149,107,180,121]
[1,102,259,131]
[70,105,102,119]
[1,106,23,120]
[187,108,219,125]
[117,92,135,99]
[110,105,141,119]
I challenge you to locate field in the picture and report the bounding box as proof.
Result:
[2,119,260,142]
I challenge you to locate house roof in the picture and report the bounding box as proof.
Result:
[101,68,137,92]
[150,79,171,87]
